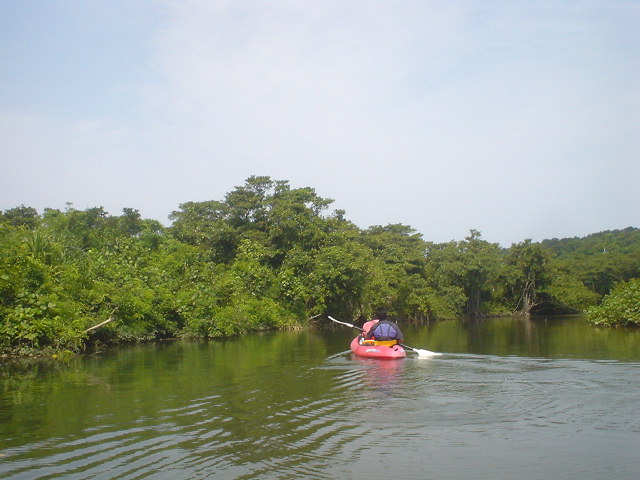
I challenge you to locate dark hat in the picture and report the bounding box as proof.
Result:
[374,307,387,320]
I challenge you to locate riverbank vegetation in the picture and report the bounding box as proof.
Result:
[1,176,639,355]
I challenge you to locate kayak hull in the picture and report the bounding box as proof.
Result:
[350,336,406,359]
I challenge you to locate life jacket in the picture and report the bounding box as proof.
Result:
[366,320,403,342]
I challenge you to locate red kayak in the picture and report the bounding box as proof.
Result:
[350,335,406,360]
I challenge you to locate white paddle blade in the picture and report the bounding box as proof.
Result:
[414,348,441,357]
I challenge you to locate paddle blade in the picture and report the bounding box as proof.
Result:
[399,343,441,357]
[413,348,441,358]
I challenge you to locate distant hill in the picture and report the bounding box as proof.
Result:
[541,227,640,296]
[542,227,640,257]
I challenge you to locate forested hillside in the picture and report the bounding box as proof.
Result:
[542,228,640,296]
[1,176,638,355]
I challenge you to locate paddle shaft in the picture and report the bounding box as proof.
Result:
[399,343,420,353]
[328,316,363,331]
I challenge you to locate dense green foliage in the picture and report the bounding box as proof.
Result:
[543,228,640,297]
[586,278,640,327]
[1,176,638,354]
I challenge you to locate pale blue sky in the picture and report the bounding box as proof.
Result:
[1,0,638,245]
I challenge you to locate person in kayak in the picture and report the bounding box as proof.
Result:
[363,309,404,344]
[362,308,386,336]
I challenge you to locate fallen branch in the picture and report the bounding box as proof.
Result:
[84,307,118,334]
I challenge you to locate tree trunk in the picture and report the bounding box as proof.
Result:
[521,279,535,315]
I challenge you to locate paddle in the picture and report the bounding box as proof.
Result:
[327,315,441,358]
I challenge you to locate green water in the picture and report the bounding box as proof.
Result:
[1,316,638,479]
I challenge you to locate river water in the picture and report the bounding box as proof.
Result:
[1,316,638,479]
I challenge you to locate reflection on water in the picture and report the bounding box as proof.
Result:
[0,316,638,479]
[352,356,405,398]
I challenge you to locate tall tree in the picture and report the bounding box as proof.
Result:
[1,205,40,229]
[505,239,551,314]
[458,230,504,316]
[360,224,432,318]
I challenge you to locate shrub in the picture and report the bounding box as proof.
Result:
[587,278,640,327]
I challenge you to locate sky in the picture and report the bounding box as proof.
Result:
[1,0,638,246]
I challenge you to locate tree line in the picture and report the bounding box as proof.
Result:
[1,176,638,355]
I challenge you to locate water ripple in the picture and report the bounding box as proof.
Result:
[1,350,638,479]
